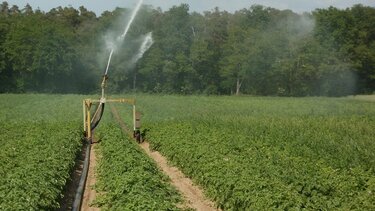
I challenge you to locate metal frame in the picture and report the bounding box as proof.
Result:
[83,98,137,141]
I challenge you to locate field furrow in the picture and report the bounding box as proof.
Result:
[115,95,375,210]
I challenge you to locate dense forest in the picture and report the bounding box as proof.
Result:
[0,1,374,96]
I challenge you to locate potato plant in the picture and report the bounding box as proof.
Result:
[116,95,375,210]
[93,121,181,210]
[0,94,83,210]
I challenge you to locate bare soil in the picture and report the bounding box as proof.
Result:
[348,95,375,102]
[110,105,219,211]
[140,141,219,211]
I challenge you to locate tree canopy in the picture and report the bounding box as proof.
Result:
[0,1,374,96]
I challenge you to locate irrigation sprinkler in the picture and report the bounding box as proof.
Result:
[80,69,141,211]
[82,77,141,143]
[76,1,146,210]
[82,0,145,143]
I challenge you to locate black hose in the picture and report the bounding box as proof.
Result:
[91,103,105,131]
[72,141,91,211]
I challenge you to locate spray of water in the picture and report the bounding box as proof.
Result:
[132,32,153,63]
[121,0,143,39]
[104,49,114,75]
[104,0,143,75]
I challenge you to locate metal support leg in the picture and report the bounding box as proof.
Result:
[83,100,86,133]
[86,102,92,143]
[133,105,136,132]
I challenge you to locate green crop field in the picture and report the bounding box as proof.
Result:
[0,94,83,210]
[1,1,374,210]
[1,94,374,210]
[115,95,375,210]
[0,94,182,210]
[92,110,182,210]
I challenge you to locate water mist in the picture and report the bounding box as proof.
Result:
[104,0,144,76]
[132,32,154,64]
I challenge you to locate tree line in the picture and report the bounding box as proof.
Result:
[0,1,374,96]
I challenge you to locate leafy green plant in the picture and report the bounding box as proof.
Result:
[93,121,181,210]
[115,94,375,210]
[0,94,83,210]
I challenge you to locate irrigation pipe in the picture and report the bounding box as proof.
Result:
[72,141,91,211]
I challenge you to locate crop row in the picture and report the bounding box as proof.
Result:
[0,94,83,210]
[93,118,181,210]
[146,119,375,210]
[116,95,375,210]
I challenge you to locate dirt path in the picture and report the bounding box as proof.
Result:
[347,95,375,102]
[110,105,219,211]
[81,142,100,211]
[139,141,219,211]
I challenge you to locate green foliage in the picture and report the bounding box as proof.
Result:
[0,94,83,210]
[314,5,375,93]
[4,14,77,92]
[116,94,375,210]
[0,2,374,95]
[93,121,181,210]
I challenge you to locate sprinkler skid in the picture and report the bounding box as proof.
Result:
[83,74,141,143]
[83,97,139,142]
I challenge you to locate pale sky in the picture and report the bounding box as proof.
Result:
[5,0,375,15]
